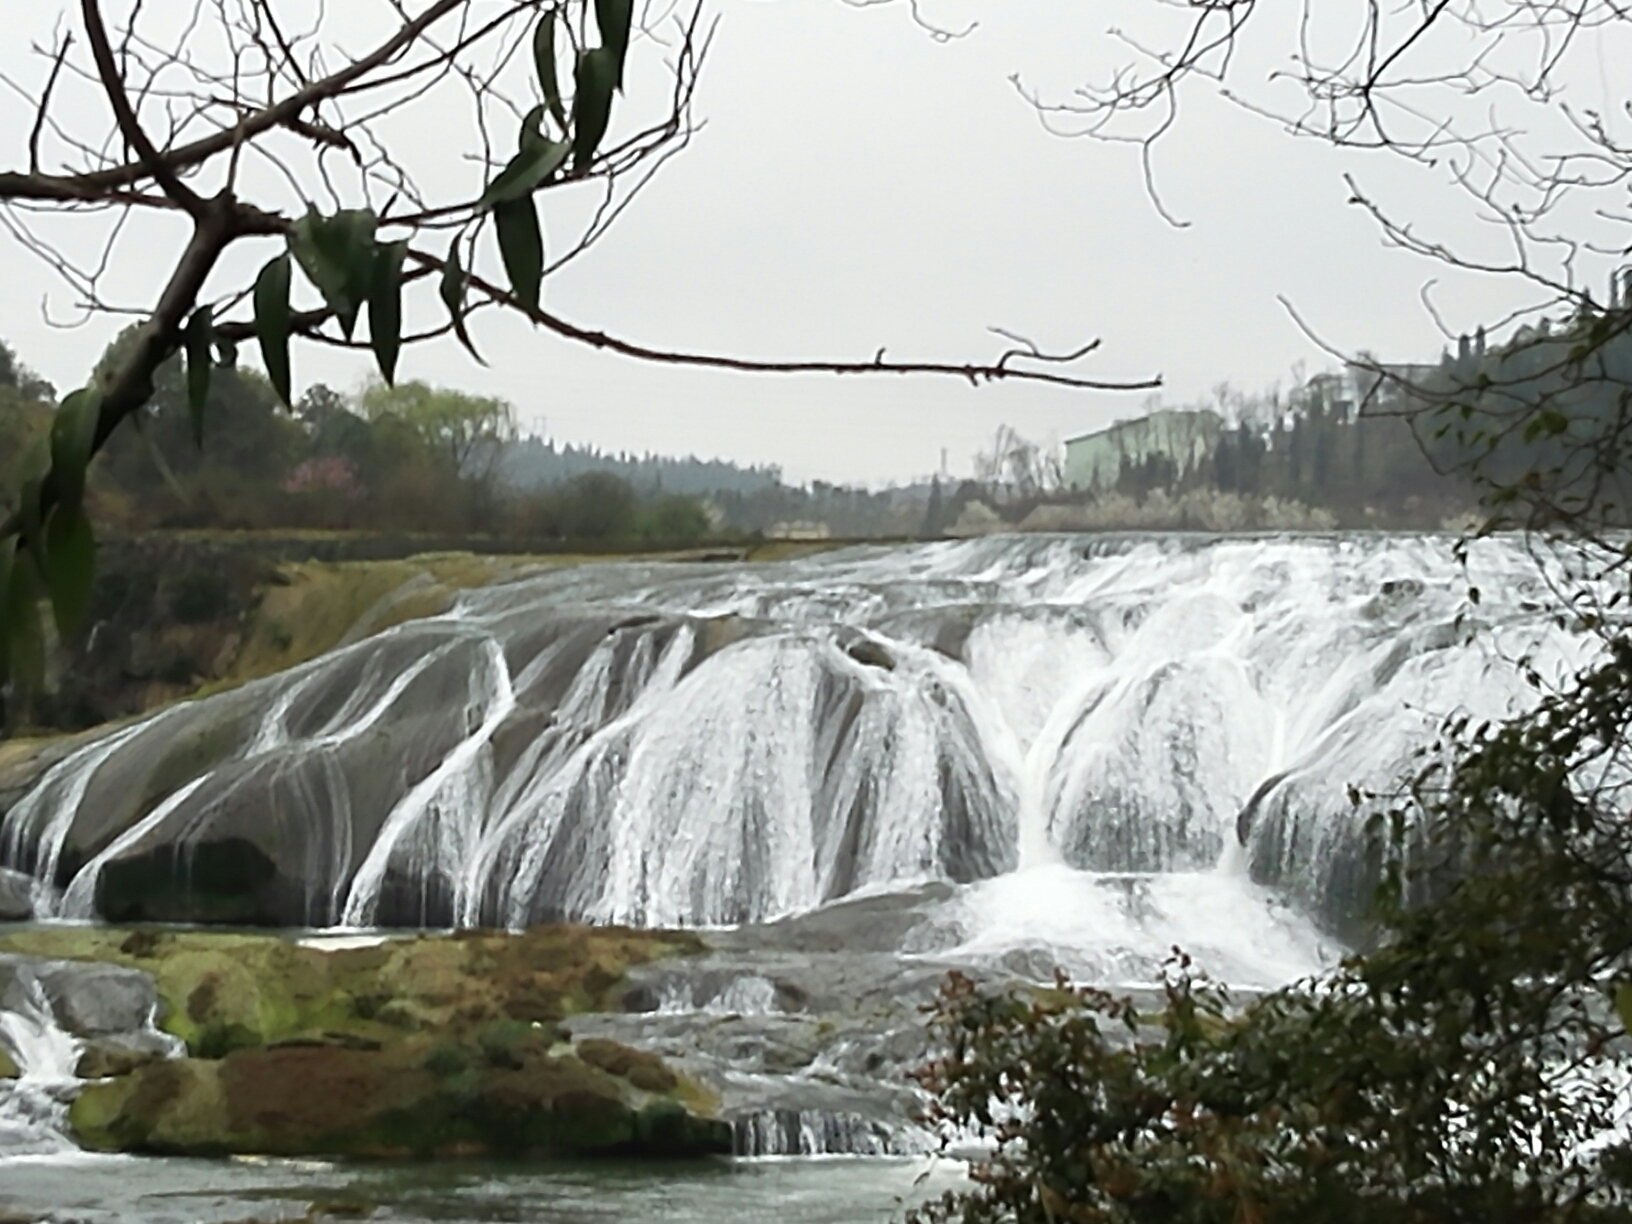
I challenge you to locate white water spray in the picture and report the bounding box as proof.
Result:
[0,534,1592,945]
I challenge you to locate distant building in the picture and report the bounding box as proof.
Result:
[1063,409,1224,491]
[768,520,831,540]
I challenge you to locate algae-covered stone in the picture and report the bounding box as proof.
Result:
[20,924,725,1162]
[576,1037,678,1093]
[0,1047,18,1079]
[0,924,702,1060]
[76,1035,170,1079]
[69,1041,730,1160]
[71,1058,230,1154]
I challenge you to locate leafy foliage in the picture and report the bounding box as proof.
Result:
[0,5,627,690]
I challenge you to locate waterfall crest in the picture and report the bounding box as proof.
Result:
[0,534,1589,936]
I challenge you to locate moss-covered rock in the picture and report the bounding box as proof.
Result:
[70,1037,728,1160]
[0,1046,19,1079]
[76,1037,168,1079]
[3,924,723,1161]
[576,1037,678,1093]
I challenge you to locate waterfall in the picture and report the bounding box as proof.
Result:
[0,962,82,1157]
[0,954,185,1158]
[730,1109,923,1157]
[0,533,1592,941]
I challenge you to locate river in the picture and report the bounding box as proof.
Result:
[0,532,1594,1213]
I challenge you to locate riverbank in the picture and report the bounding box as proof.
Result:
[5,531,858,739]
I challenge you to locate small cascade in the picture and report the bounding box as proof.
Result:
[0,961,83,1157]
[730,1109,925,1157]
[0,955,184,1159]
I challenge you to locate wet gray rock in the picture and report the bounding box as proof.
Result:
[26,960,161,1038]
[0,869,33,921]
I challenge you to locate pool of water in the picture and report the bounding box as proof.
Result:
[0,1153,968,1223]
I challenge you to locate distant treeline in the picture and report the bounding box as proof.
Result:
[1096,373,1474,528]
[1054,306,1632,530]
[498,436,782,497]
[0,332,722,546]
[496,439,934,536]
[15,307,1612,545]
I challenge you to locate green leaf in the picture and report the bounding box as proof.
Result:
[43,500,95,637]
[184,305,214,447]
[369,241,408,386]
[339,213,381,337]
[520,104,548,153]
[255,253,294,407]
[1617,983,1632,1037]
[535,13,567,132]
[595,0,633,86]
[479,139,572,208]
[17,435,49,575]
[494,196,544,312]
[439,238,485,364]
[3,541,45,698]
[573,48,618,174]
[288,207,378,338]
[49,387,102,508]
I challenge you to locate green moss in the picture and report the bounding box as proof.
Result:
[69,1074,143,1151]
[476,1020,554,1069]
[421,1041,469,1078]
[7,924,729,1162]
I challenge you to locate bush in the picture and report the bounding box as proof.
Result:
[557,471,637,540]
[164,568,234,624]
[639,494,711,543]
[912,651,1632,1223]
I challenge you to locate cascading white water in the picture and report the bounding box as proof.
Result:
[0,963,83,1157]
[0,533,1595,951]
[0,955,187,1159]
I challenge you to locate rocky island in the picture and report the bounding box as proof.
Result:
[0,924,729,1160]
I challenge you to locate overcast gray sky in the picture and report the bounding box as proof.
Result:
[0,0,1603,485]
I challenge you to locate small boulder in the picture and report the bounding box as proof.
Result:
[76,1035,169,1079]
[844,639,895,671]
[0,1046,19,1079]
[31,960,161,1038]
